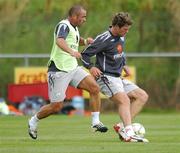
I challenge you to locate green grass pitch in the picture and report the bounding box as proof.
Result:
[0,113,180,153]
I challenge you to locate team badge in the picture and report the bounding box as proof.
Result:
[117,44,123,53]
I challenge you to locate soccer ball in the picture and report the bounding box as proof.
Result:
[132,123,146,137]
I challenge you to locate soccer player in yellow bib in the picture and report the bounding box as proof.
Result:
[28,5,107,139]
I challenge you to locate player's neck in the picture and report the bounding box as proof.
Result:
[68,17,77,27]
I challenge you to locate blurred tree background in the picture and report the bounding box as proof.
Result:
[0,0,179,109]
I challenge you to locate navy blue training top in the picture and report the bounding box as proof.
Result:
[81,28,126,77]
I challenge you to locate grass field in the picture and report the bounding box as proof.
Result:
[0,113,180,153]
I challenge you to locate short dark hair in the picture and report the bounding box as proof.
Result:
[112,12,133,28]
[68,5,85,17]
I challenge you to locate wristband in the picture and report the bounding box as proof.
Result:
[70,51,75,57]
[84,39,87,45]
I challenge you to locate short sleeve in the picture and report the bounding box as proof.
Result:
[55,23,70,39]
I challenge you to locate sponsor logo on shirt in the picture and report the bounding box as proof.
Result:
[114,53,123,59]
[70,44,78,50]
[114,44,123,59]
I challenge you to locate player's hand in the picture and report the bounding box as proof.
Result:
[123,65,131,77]
[89,67,102,78]
[71,51,82,59]
[87,37,94,44]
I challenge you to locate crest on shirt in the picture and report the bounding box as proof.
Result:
[117,44,123,54]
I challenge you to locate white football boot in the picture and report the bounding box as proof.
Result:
[113,122,124,140]
[28,119,38,139]
[114,123,149,142]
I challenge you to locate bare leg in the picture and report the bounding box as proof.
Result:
[78,75,101,113]
[110,92,132,127]
[37,102,63,119]
[89,92,101,112]
[78,75,108,132]
[29,102,63,127]
[127,88,148,119]
[28,102,63,139]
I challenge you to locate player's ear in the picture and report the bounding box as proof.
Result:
[72,14,77,20]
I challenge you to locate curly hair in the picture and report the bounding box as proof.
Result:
[112,12,133,28]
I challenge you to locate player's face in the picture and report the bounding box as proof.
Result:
[76,9,87,27]
[118,25,130,37]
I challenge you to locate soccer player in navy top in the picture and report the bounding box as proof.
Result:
[82,12,149,142]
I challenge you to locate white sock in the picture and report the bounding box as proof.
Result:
[124,125,135,137]
[29,114,39,127]
[91,112,100,126]
[117,122,124,128]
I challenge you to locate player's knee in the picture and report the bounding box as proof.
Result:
[117,94,130,106]
[123,96,131,105]
[140,91,149,104]
[144,92,149,103]
[89,83,100,95]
